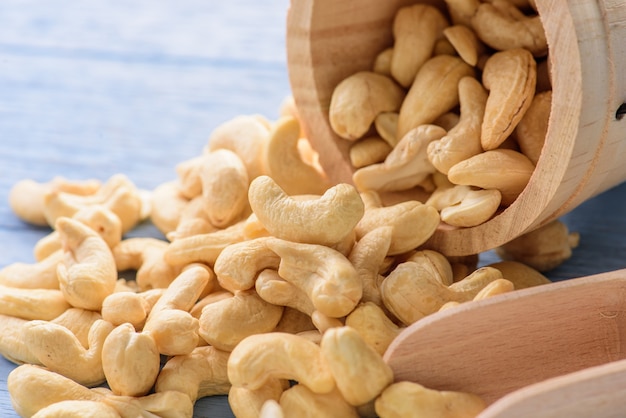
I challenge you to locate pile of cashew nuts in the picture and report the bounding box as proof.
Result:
[0,1,582,417]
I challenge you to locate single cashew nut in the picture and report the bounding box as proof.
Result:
[31,400,121,418]
[227,332,335,394]
[345,302,402,356]
[329,71,405,141]
[255,269,316,316]
[0,285,70,320]
[349,136,392,169]
[440,188,502,227]
[248,175,364,247]
[149,180,189,236]
[443,24,484,67]
[514,90,552,165]
[0,250,63,290]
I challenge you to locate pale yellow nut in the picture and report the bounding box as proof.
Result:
[266,116,331,195]
[266,237,362,318]
[329,71,405,141]
[143,309,200,356]
[248,175,364,247]
[0,250,63,290]
[242,212,271,240]
[175,155,205,199]
[374,112,399,147]
[198,289,284,352]
[228,332,335,393]
[8,177,101,227]
[98,389,194,418]
[34,205,122,262]
[50,308,102,349]
[397,55,475,140]
[101,292,149,329]
[353,125,446,193]
[7,364,102,418]
[55,217,117,310]
[440,188,502,227]
[405,249,454,286]
[372,47,394,76]
[200,148,250,227]
[444,0,480,26]
[0,285,70,320]
[164,220,247,266]
[280,385,359,418]
[471,0,547,56]
[514,90,552,165]
[149,180,189,236]
[349,136,392,169]
[356,192,440,255]
[206,114,272,180]
[320,326,394,406]
[101,323,161,397]
[190,290,233,319]
[255,269,316,316]
[448,149,535,206]
[481,48,537,150]
[311,311,344,334]
[156,345,231,402]
[495,219,580,272]
[427,76,487,174]
[345,302,402,356]
[31,400,121,418]
[443,24,484,66]
[375,381,486,418]
[147,265,211,319]
[229,379,288,418]
[472,278,515,300]
[486,260,551,289]
[390,4,450,88]
[347,226,393,307]
[426,184,472,211]
[213,237,280,293]
[0,314,41,365]
[23,319,115,387]
[166,194,220,241]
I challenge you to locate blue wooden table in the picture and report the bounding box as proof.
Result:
[1,0,626,416]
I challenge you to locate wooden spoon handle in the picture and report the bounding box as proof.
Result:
[478,358,626,418]
[383,268,626,404]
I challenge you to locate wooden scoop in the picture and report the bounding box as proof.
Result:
[383,268,626,408]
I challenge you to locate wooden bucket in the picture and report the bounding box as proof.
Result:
[286,0,626,256]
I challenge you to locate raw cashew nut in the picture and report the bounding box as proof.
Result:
[443,24,484,67]
[486,260,551,289]
[266,238,362,318]
[349,136,392,169]
[55,217,117,310]
[480,48,537,150]
[397,55,475,140]
[50,308,103,349]
[279,385,359,418]
[31,400,121,418]
[320,326,394,406]
[229,379,287,418]
[329,71,405,141]
[266,116,330,195]
[345,302,402,356]
[198,289,284,352]
[227,332,335,394]
[447,149,535,206]
[156,345,231,402]
[374,112,399,147]
[101,292,150,330]
[373,47,394,76]
[22,319,115,387]
[0,314,41,365]
[0,285,70,320]
[352,125,446,192]
[427,76,487,174]
[375,381,486,418]
[149,180,189,235]
[390,4,450,88]
[440,188,502,227]
[514,90,552,165]
[0,250,63,290]
[248,175,364,247]
[255,269,316,316]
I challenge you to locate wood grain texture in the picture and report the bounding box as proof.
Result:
[1,0,626,416]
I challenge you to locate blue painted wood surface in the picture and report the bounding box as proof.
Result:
[1,0,626,416]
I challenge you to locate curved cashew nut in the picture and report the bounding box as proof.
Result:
[427,76,487,174]
[156,345,231,402]
[55,217,117,310]
[390,4,450,88]
[471,0,547,56]
[356,192,440,255]
[9,177,100,226]
[0,250,63,290]
[480,48,537,150]
[206,114,272,180]
[22,319,115,387]
[32,400,121,418]
[405,249,455,286]
[143,309,200,356]
[101,292,150,330]
[198,289,284,352]
[166,194,219,242]
[0,314,41,365]
[266,116,331,196]
[352,124,446,192]
[175,155,205,199]
[227,332,335,393]
[329,71,405,141]
[112,237,182,290]
[266,238,362,318]
[350,136,392,169]
[149,180,189,236]
[440,188,502,227]
[256,269,316,316]
[0,285,70,320]
[213,237,281,293]
[514,90,552,165]
[248,175,364,247]
[397,55,475,140]
[320,326,394,406]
